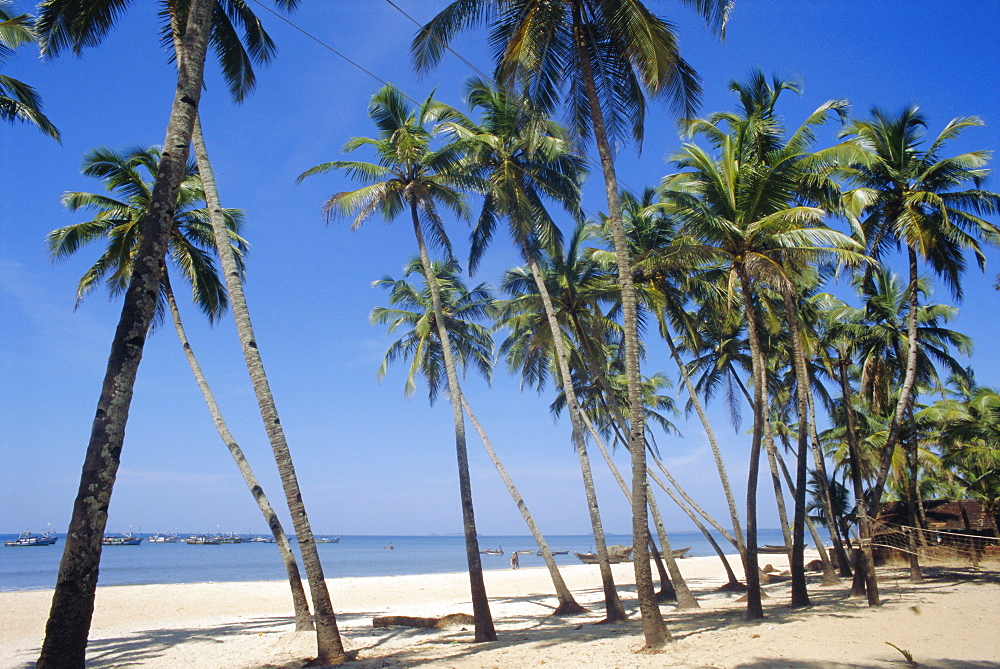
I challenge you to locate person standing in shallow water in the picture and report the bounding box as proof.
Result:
[510,553,519,570]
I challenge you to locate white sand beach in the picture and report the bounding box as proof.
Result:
[3,554,998,668]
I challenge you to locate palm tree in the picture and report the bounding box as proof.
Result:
[298,85,497,642]
[413,1,733,646]
[34,3,304,664]
[838,106,1000,517]
[0,3,58,138]
[656,76,865,617]
[372,258,585,614]
[35,3,218,664]
[441,79,624,619]
[45,145,314,632]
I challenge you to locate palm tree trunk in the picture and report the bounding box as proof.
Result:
[763,418,794,550]
[652,457,741,551]
[162,269,313,630]
[409,200,496,642]
[904,408,923,582]
[525,257,626,622]
[872,246,922,510]
[736,266,766,620]
[805,388,853,577]
[460,394,585,614]
[773,444,839,586]
[661,314,745,558]
[781,289,812,607]
[571,9,664,647]
[193,118,346,663]
[36,4,215,666]
[837,354,880,605]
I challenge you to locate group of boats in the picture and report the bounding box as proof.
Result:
[5,530,342,547]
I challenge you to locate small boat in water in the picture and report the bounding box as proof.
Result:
[384,544,395,550]
[185,535,221,545]
[4,530,58,547]
[102,532,143,546]
[248,535,275,543]
[315,536,341,544]
[480,547,504,556]
[537,550,569,556]
[575,545,633,564]
[514,549,535,555]
[215,533,244,544]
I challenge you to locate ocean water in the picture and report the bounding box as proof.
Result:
[0,530,792,592]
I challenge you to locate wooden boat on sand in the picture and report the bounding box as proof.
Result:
[575,545,633,564]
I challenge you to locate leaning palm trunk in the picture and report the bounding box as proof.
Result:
[193,118,346,663]
[525,257,626,621]
[763,418,794,550]
[570,11,664,647]
[409,201,496,642]
[162,270,313,630]
[460,394,585,614]
[661,317,745,558]
[580,410,699,608]
[647,464,744,589]
[37,4,215,666]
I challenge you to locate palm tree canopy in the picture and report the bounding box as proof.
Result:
[36,0,299,102]
[371,258,496,404]
[412,0,733,146]
[298,84,474,259]
[47,145,245,324]
[838,105,1000,300]
[0,3,59,138]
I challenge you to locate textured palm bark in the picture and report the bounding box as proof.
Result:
[194,119,346,662]
[763,419,794,550]
[526,258,626,621]
[409,202,496,642]
[571,12,664,644]
[736,266,766,620]
[163,272,314,630]
[461,394,585,614]
[36,4,215,667]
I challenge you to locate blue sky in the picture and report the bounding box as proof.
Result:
[2,1,999,539]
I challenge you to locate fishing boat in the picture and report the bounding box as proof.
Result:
[537,550,569,556]
[4,530,58,547]
[148,533,179,543]
[248,535,275,543]
[757,544,791,554]
[102,532,143,546]
[480,547,503,556]
[185,535,220,545]
[575,545,633,564]
[514,549,535,555]
[315,536,341,544]
[384,544,395,550]
[215,533,244,544]
[671,546,693,558]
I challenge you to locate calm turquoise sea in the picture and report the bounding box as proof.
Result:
[0,530,791,592]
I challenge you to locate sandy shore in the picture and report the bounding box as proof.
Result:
[3,554,998,668]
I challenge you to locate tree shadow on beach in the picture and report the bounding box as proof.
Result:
[10,615,298,669]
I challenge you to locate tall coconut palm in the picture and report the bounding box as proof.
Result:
[838,106,1000,517]
[45,145,314,632]
[441,79,623,619]
[372,258,585,614]
[656,80,866,616]
[34,3,218,664]
[298,85,496,642]
[414,0,733,646]
[0,3,58,138]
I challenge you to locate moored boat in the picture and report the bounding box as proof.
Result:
[148,533,179,543]
[102,532,143,546]
[4,531,58,547]
[671,546,693,558]
[537,549,569,556]
[575,545,633,564]
[185,535,221,545]
[315,536,341,543]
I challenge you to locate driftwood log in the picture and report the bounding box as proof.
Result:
[372,613,475,629]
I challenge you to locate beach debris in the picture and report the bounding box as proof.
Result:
[372,613,474,629]
[886,641,919,667]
